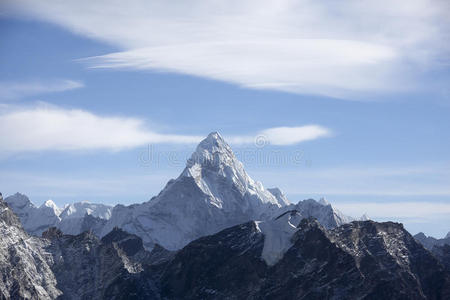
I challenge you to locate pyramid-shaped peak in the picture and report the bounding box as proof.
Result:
[197,131,229,151]
[186,131,236,169]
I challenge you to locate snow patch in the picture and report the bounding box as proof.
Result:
[259,210,302,266]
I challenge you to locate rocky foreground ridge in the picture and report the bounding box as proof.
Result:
[1,194,449,299]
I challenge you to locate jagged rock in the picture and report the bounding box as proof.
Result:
[414,231,450,250]
[1,194,450,299]
[0,198,62,299]
[42,227,64,240]
[154,218,450,299]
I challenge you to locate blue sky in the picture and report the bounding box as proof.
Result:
[0,1,449,237]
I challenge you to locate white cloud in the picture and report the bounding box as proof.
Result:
[228,125,331,146]
[259,126,331,145]
[3,0,449,99]
[0,79,84,100]
[0,105,329,154]
[0,105,202,153]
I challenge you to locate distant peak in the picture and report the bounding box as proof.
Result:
[360,213,370,221]
[446,232,450,239]
[5,193,32,208]
[318,197,330,206]
[42,199,57,208]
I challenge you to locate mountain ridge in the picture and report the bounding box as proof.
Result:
[1,192,450,299]
[5,132,354,251]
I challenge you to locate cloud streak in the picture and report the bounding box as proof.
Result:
[229,125,331,146]
[3,0,449,99]
[0,79,84,100]
[0,105,330,154]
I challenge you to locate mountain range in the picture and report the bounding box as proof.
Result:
[4,132,356,251]
[414,231,450,250]
[4,193,112,237]
[1,132,449,299]
[1,193,449,299]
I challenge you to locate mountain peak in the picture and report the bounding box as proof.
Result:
[189,131,232,164]
[184,131,238,174]
[4,193,34,210]
[205,131,224,142]
[41,199,58,209]
[318,197,330,206]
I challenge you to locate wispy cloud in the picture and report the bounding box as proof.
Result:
[3,0,449,99]
[0,79,84,100]
[229,126,331,146]
[0,105,330,154]
[0,105,201,153]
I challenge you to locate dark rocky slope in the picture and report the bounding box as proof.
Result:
[1,194,449,299]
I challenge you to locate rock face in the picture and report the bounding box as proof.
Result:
[0,197,62,299]
[101,132,290,250]
[156,217,450,300]
[432,244,450,272]
[42,227,159,299]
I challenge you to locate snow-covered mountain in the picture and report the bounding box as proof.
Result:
[4,132,356,250]
[2,190,449,299]
[4,193,61,235]
[101,132,289,250]
[4,193,112,236]
[280,197,353,229]
[59,201,112,220]
[0,195,160,299]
